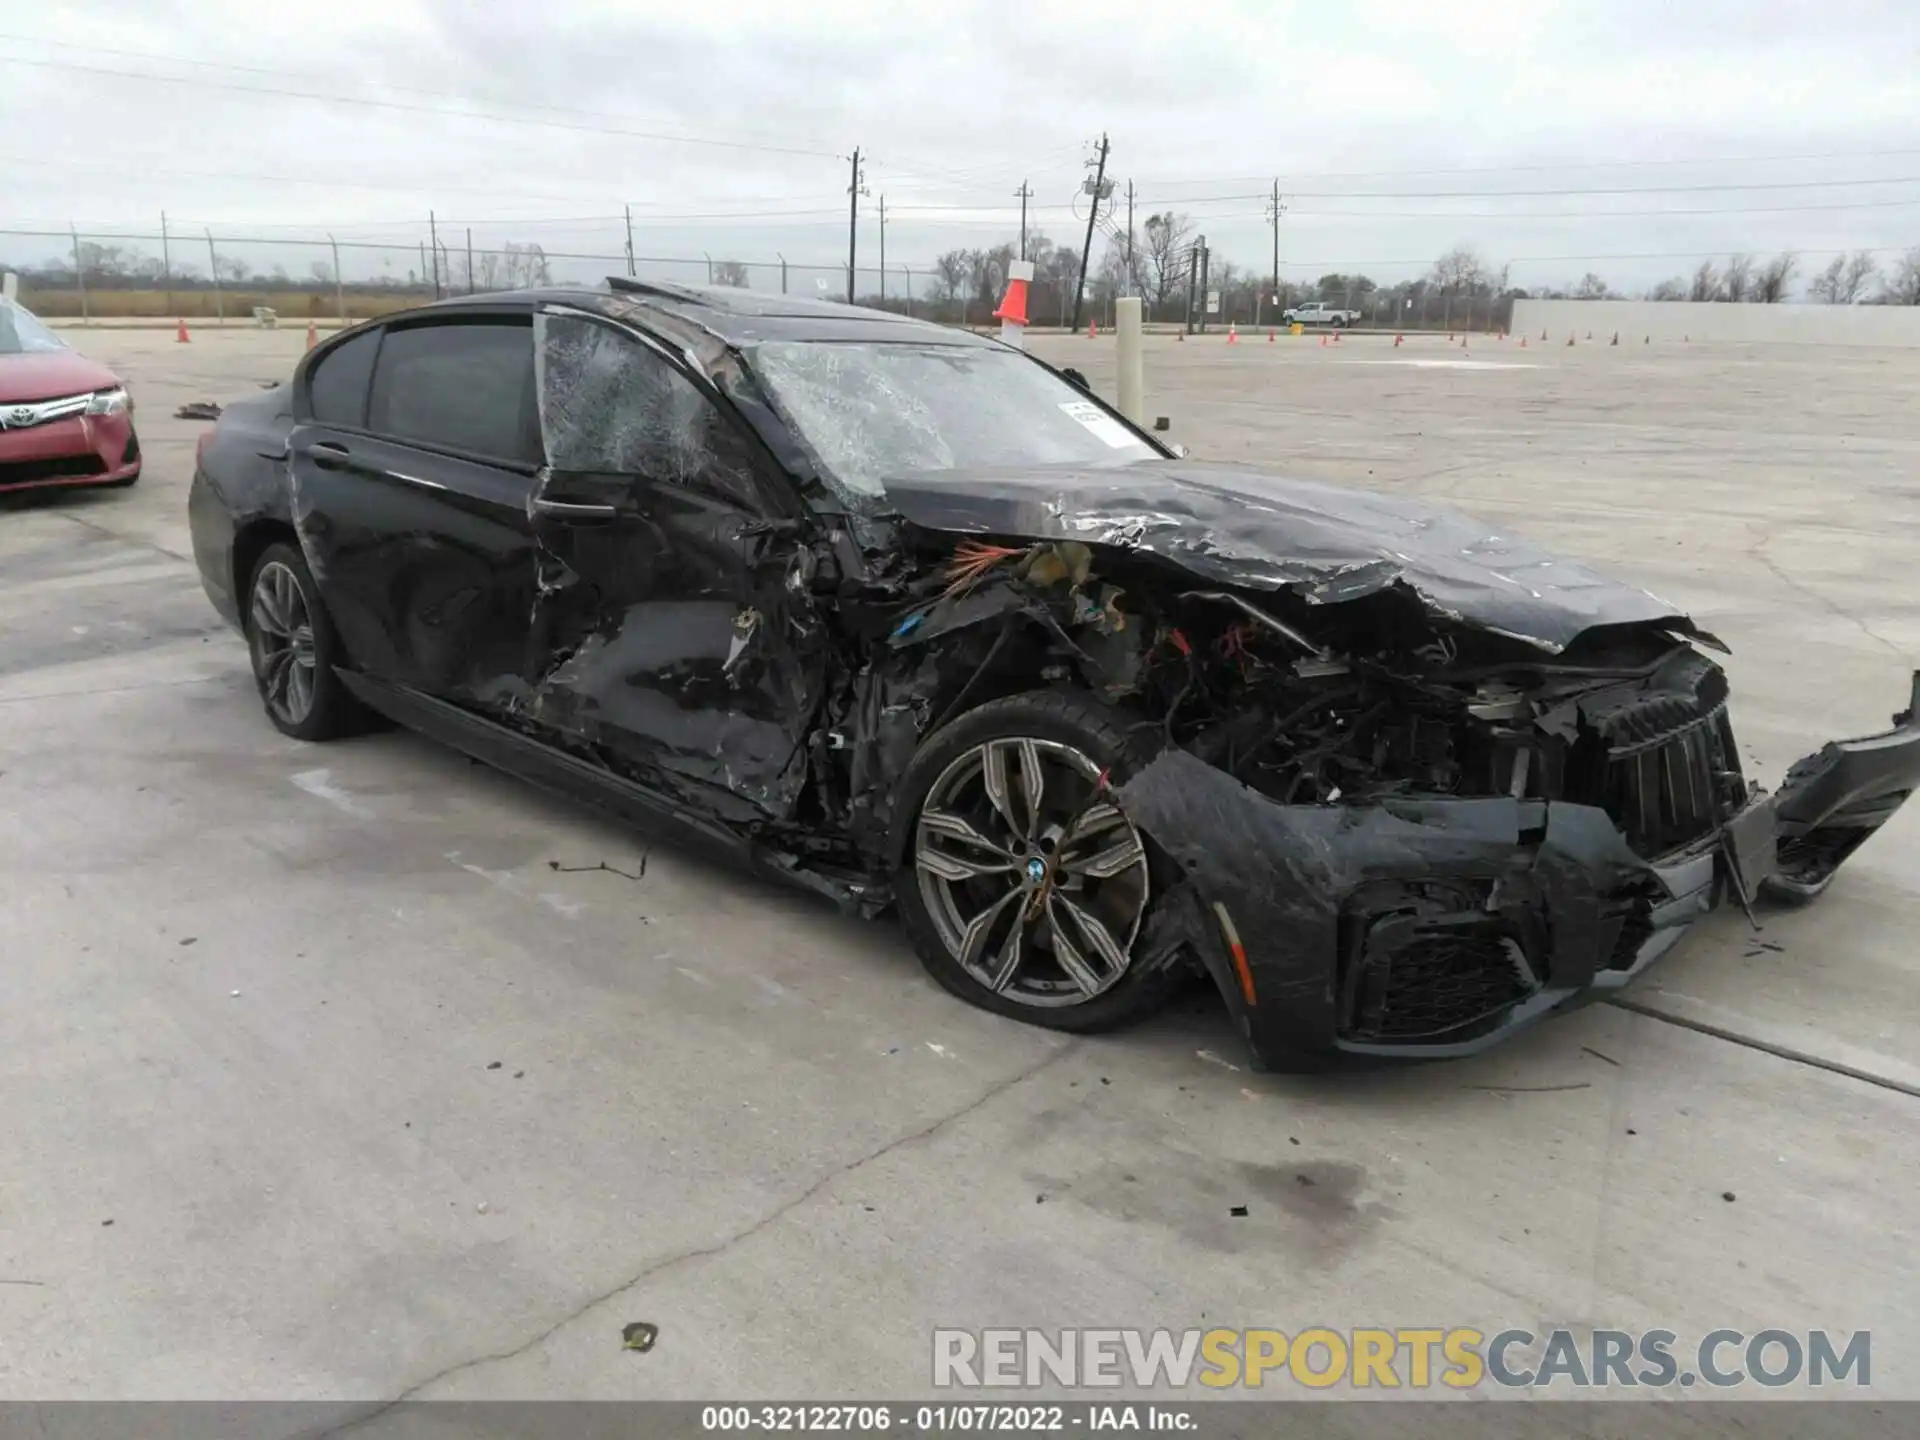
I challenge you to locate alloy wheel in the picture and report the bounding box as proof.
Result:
[249,560,318,726]
[914,737,1150,1008]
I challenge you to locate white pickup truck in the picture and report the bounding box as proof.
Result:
[1281,300,1362,328]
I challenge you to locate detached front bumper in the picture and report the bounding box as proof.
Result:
[0,412,140,493]
[1118,673,1920,1070]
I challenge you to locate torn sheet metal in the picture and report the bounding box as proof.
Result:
[876,460,1702,653]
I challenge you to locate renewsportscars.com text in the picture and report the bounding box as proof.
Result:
[932,1327,1871,1391]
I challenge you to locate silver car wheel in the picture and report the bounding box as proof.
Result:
[249,560,318,726]
[914,737,1149,1008]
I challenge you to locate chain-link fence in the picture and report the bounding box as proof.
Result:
[0,225,956,324]
[1,223,1531,334]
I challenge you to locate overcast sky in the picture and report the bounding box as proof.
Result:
[5,0,1919,294]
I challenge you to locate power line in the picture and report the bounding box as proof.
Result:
[1136,177,1920,206]
[0,55,844,160]
[1132,146,1920,185]
[0,31,854,156]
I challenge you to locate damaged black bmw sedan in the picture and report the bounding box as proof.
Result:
[188,280,1920,1069]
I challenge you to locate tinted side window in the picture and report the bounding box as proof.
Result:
[535,312,763,506]
[369,319,537,463]
[307,327,380,427]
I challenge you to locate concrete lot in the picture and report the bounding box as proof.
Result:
[2,325,1916,1414]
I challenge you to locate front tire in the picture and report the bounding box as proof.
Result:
[892,691,1179,1034]
[244,542,373,741]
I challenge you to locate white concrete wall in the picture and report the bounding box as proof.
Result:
[1511,298,1920,347]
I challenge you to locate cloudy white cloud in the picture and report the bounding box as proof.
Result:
[4,0,1918,292]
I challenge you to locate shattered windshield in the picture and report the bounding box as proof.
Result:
[748,341,1156,504]
[0,299,69,355]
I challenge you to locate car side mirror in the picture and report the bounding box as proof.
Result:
[1060,367,1091,392]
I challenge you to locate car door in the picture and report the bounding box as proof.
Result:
[289,310,547,710]
[516,305,829,826]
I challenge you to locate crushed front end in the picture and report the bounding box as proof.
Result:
[1118,650,1920,1069]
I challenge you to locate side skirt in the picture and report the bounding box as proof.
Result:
[335,669,863,911]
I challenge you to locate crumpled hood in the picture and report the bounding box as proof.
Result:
[875,460,1700,653]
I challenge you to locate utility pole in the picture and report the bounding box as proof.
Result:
[1014,180,1033,260]
[1125,180,1136,298]
[623,204,635,277]
[845,147,867,305]
[466,228,475,295]
[71,224,88,324]
[428,211,442,299]
[878,194,887,304]
[1069,132,1110,335]
[1198,236,1211,334]
[1265,180,1286,327]
[159,211,173,317]
[206,228,222,324]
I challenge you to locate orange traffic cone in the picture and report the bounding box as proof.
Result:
[175,318,191,344]
[306,320,320,351]
[1332,330,1341,342]
[1319,334,1328,347]
[1087,320,1098,339]
[1226,323,1238,345]
[1267,329,1275,343]
[1393,333,1403,347]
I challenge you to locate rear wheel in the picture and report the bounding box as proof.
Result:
[893,691,1180,1033]
[245,542,373,741]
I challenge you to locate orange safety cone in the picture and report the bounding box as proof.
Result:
[1087,320,1098,339]
[1267,329,1275,343]
[306,320,320,351]
[1226,323,1238,345]
[1319,333,1328,348]
[992,261,1033,349]
[175,317,191,344]
[1393,333,1403,347]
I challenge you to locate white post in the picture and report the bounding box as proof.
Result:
[1,272,17,302]
[1115,296,1145,425]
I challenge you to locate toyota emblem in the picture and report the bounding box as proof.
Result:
[5,407,33,427]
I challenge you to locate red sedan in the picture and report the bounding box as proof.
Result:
[0,298,140,494]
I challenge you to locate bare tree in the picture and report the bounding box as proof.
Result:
[711,260,749,287]
[1689,259,1719,302]
[931,249,969,305]
[1141,212,1194,311]
[1811,250,1880,303]
[1752,251,1797,304]
[1647,277,1688,301]
[1883,246,1920,305]
[1720,253,1754,302]
[1429,246,1490,293]
[1573,271,1611,300]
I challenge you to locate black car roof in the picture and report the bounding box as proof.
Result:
[419,278,994,349]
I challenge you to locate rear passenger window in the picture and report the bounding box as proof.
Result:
[368,320,537,463]
[307,327,379,427]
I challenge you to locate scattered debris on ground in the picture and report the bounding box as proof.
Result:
[622,1321,659,1353]
[174,401,222,420]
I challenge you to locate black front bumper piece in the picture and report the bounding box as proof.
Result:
[1118,673,1920,1070]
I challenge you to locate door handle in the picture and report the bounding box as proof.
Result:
[308,440,351,470]
[531,497,619,522]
